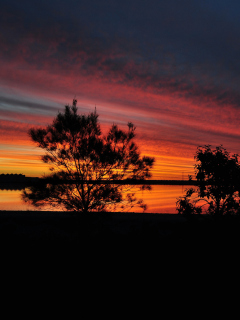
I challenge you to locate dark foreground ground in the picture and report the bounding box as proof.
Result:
[1,210,240,299]
[1,210,240,251]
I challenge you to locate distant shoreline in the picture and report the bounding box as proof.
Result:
[0,176,196,190]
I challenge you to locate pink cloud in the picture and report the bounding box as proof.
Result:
[1,31,240,179]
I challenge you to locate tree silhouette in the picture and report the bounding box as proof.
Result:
[176,145,240,216]
[22,99,154,212]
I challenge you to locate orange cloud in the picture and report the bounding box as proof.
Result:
[1,35,240,180]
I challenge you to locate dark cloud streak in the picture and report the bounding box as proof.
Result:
[0,96,58,114]
[1,0,240,110]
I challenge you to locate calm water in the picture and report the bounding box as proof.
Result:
[0,185,187,213]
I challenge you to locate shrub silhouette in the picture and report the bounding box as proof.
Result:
[176,145,240,216]
[22,99,154,212]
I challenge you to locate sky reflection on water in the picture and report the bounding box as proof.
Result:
[0,185,185,213]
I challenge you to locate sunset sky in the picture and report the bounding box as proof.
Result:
[1,0,240,179]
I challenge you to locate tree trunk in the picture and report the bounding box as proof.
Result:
[216,198,221,216]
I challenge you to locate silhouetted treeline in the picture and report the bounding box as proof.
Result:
[89,179,197,185]
[0,174,26,182]
[0,174,39,190]
[129,180,197,185]
[0,174,197,190]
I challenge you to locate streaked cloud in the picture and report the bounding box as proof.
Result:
[1,0,240,178]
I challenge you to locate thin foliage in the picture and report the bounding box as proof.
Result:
[22,99,154,212]
[176,145,240,216]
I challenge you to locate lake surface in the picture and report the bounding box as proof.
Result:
[0,185,187,213]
